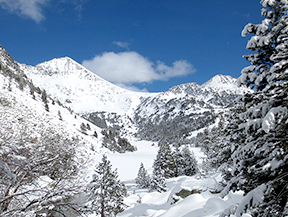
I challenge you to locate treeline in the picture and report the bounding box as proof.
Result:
[101,129,137,153]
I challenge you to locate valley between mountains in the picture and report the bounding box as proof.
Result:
[0,45,252,216]
[20,55,251,143]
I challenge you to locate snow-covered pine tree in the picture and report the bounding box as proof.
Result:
[239,0,288,90]
[80,122,87,132]
[219,1,288,216]
[174,145,198,177]
[89,155,127,217]
[41,89,49,112]
[152,142,175,179]
[149,168,166,193]
[181,146,199,176]
[173,145,186,177]
[135,162,150,189]
[149,142,175,192]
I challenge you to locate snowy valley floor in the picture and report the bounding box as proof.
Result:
[85,141,251,217]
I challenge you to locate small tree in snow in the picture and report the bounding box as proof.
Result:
[80,122,87,132]
[89,155,127,217]
[135,162,150,189]
[152,142,175,179]
[58,110,63,121]
[41,89,49,112]
[149,168,166,193]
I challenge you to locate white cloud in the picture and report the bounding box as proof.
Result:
[156,60,195,79]
[113,41,130,50]
[82,51,195,85]
[0,0,49,23]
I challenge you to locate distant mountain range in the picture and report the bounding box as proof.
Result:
[18,53,252,143]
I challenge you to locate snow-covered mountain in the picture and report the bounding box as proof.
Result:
[20,57,144,115]
[20,56,252,142]
[0,45,253,216]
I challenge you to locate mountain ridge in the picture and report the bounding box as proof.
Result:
[18,55,252,142]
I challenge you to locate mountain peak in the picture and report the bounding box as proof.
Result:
[20,56,135,114]
[201,74,236,88]
[35,56,83,76]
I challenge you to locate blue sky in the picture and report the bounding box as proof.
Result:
[0,0,263,92]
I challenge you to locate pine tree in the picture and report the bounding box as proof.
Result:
[149,142,175,192]
[181,146,199,176]
[174,146,198,177]
[173,145,186,177]
[58,110,63,121]
[89,155,127,217]
[86,123,91,130]
[28,81,36,99]
[239,0,288,90]
[80,122,87,132]
[152,142,175,179]
[135,162,150,189]
[149,168,166,193]
[218,1,288,216]
[41,89,49,112]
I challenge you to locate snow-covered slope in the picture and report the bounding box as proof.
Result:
[201,74,249,94]
[0,45,106,182]
[20,58,251,115]
[20,57,146,115]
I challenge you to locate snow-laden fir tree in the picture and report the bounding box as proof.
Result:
[149,167,166,193]
[135,162,150,189]
[174,145,185,177]
[152,142,175,179]
[218,1,288,216]
[174,145,199,177]
[181,146,199,176]
[239,0,288,90]
[149,142,176,192]
[41,89,49,112]
[88,155,127,217]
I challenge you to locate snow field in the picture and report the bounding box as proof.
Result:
[83,139,249,217]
